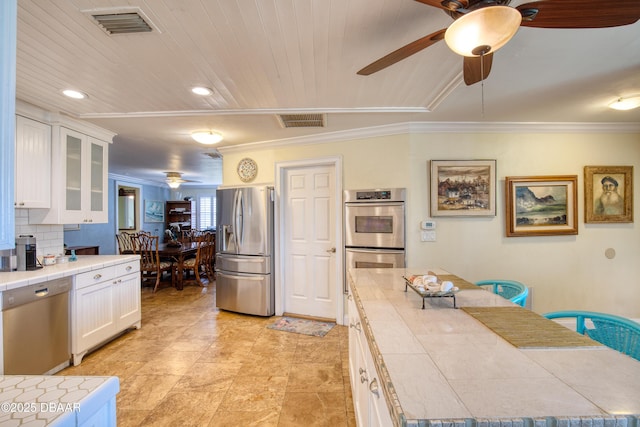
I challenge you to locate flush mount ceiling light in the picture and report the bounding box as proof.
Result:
[191,131,223,145]
[62,89,88,99]
[609,95,640,111]
[191,86,213,96]
[444,6,522,57]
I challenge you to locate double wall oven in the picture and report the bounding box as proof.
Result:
[344,188,406,291]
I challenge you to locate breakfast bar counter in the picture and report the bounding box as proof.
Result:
[347,268,640,427]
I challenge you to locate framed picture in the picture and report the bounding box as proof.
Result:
[144,200,164,223]
[584,166,633,223]
[430,159,496,216]
[505,175,578,237]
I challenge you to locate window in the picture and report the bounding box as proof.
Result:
[198,195,216,230]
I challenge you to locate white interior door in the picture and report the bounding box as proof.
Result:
[280,162,338,320]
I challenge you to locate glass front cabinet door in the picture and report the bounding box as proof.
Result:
[61,127,108,224]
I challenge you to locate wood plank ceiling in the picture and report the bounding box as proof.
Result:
[15,0,640,186]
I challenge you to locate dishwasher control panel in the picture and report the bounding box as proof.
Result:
[1,277,72,310]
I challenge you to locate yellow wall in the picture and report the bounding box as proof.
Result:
[221,131,640,317]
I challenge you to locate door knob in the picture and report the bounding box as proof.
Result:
[326,247,336,253]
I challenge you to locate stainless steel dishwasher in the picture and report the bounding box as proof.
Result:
[2,277,72,374]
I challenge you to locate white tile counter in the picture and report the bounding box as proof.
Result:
[0,255,139,290]
[348,268,640,426]
[0,375,118,426]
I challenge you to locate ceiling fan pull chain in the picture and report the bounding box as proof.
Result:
[480,52,485,118]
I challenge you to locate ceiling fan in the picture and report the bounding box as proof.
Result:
[358,0,640,85]
[164,172,200,189]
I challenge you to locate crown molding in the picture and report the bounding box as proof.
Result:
[218,121,640,154]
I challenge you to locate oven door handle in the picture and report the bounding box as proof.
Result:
[344,202,405,209]
[345,248,405,254]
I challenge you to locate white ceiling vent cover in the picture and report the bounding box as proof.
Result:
[84,7,160,35]
[278,114,326,128]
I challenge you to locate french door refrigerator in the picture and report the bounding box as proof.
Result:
[215,186,275,316]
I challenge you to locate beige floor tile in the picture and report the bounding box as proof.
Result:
[56,284,355,426]
[140,391,225,426]
[287,363,345,393]
[278,391,349,427]
[117,374,182,411]
[218,376,288,412]
[209,409,280,427]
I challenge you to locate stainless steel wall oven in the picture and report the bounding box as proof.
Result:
[344,188,406,291]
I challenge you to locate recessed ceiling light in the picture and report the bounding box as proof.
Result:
[608,96,640,111]
[191,86,213,96]
[62,89,88,99]
[191,131,223,145]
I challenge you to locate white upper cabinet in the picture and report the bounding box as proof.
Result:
[29,119,113,225]
[15,115,51,208]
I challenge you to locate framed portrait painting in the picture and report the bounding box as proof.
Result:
[505,175,578,237]
[430,160,496,216]
[584,166,633,223]
[144,200,164,223]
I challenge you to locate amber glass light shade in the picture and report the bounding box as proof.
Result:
[444,6,521,57]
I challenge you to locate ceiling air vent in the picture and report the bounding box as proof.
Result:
[278,114,326,128]
[84,7,160,35]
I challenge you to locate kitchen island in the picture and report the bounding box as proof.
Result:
[347,268,640,427]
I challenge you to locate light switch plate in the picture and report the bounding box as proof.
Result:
[421,230,436,242]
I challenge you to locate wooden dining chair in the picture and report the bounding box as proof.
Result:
[116,231,139,254]
[137,233,175,292]
[182,232,215,286]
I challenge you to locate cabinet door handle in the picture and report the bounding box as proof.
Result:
[347,293,353,301]
[369,378,380,397]
[360,373,368,384]
[94,274,102,280]
[349,322,361,332]
[126,265,132,271]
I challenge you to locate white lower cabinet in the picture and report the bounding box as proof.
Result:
[348,292,393,427]
[72,260,141,365]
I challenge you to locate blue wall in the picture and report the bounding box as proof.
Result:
[63,178,169,255]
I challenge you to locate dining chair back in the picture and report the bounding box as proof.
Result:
[543,310,640,361]
[182,232,215,286]
[137,233,175,292]
[475,279,529,307]
[116,231,139,254]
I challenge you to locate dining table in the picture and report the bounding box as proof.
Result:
[157,241,199,290]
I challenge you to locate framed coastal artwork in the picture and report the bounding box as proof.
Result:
[144,200,164,223]
[584,166,633,223]
[430,159,496,217]
[505,175,578,237]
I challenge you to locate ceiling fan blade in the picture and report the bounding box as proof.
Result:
[463,53,493,86]
[518,0,640,28]
[414,0,453,12]
[357,29,446,75]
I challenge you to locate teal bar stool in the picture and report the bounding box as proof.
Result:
[475,280,529,307]
[543,310,640,361]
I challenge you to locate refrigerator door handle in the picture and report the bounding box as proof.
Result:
[237,190,244,248]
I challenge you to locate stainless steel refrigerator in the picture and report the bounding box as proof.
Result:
[215,186,275,316]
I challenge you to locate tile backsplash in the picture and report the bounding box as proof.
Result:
[15,209,65,258]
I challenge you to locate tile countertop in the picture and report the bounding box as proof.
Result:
[348,268,640,427]
[0,375,119,426]
[0,255,140,291]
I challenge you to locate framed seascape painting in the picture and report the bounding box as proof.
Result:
[584,166,633,223]
[430,160,496,216]
[505,176,578,237]
[144,200,164,223]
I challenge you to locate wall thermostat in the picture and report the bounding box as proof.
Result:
[421,220,436,230]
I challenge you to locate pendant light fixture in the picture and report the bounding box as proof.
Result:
[444,6,521,57]
[609,96,640,111]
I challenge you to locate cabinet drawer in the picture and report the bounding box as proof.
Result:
[115,260,140,276]
[75,266,115,289]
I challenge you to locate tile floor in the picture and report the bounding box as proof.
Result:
[58,281,356,426]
